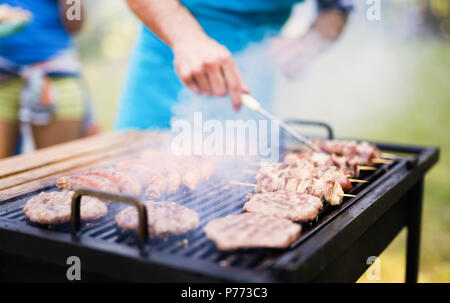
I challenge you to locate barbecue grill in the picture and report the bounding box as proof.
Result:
[0,121,439,282]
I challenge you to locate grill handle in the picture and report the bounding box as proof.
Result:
[71,189,149,247]
[283,119,334,140]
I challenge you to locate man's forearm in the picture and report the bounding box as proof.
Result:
[125,0,208,48]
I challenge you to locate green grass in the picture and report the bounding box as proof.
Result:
[358,40,450,283]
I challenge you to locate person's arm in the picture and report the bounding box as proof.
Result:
[270,1,352,79]
[125,0,248,111]
[58,0,85,34]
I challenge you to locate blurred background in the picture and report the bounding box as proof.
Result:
[76,0,449,282]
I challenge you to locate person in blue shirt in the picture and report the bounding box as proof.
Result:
[117,0,353,130]
[0,0,99,159]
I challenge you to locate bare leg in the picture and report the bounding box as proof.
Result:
[0,120,20,159]
[32,120,83,149]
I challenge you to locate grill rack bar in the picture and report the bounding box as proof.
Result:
[0,126,438,282]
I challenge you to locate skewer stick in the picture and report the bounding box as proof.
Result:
[372,158,393,165]
[229,181,358,198]
[349,179,368,183]
[358,166,377,171]
[229,181,257,187]
[340,193,357,198]
[381,152,397,159]
[249,162,279,167]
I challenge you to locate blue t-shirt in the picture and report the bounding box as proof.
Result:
[0,0,72,65]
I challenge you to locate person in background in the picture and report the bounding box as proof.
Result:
[117,0,353,130]
[0,0,99,159]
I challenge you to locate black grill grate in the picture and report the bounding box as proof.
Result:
[0,157,397,272]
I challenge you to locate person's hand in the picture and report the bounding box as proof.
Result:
[269,32,331,79]
[172,36,249,111]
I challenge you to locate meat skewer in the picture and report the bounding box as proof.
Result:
[311,139,390,165]
[230,180,356,206]
[254,160,357,192]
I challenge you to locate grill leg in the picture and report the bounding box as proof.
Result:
[405,178,424,283]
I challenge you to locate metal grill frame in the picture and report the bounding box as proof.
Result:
[0,131,439,282]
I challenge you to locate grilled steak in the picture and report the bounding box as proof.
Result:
[56,175,120,193]
[83,168,143,196]
[203,213,301,251]
[23,191,107,225]
[243,191,323,222]
[115,201,200,236]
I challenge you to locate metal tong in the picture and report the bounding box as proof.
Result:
[241,94,321,152]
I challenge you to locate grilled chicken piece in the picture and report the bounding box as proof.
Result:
[23,191,107,225]
[204,213,301,251]
[56,175,120,193]
[311,139,381,165]
[256,161,352,194]
[115,201,200,236]
[296,178,344,206]
[244,191,323,222]
[285,152,357,177]
[83,168,142,196]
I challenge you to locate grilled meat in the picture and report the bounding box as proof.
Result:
[243,191,323,222]
[143,172,167,200]
[56,175,120,193]
[285,152,358,177]
[116,160,168,199]
[312,139,381,165]
[83,168,142,196]
[23,191,107,225]
[115,201,200,236]
[204,213,301,251]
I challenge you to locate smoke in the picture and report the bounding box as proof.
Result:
[276,1,425,137]
[170,0,426,158]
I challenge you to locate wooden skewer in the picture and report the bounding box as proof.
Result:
[229,181,257,187]
[340,193,357,198]
[249,162,278,167]
[229,181,357,198]
[349,179,368,183]
[372,158,393,165]
[358,166,377,171]
[381,152,397,159]
[244,169,368,184]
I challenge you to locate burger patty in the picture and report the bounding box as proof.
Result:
[23,191,107,225]
[243,191,323,222]
[115,201,200,237]
[56,175,120,193]
[203,213,301,251]
[83,168,143,197]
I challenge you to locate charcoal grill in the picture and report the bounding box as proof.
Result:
[0,122,439,282]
